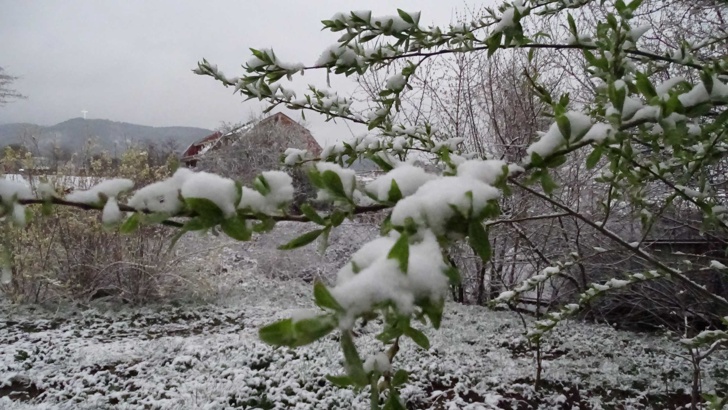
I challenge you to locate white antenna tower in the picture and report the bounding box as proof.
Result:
[81,110,88,120]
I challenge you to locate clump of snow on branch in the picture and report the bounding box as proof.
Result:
[366,164,435,201]
[678,76,728,108]
[385,74,407,92]
[315,162,356,201]
[457,159,507,185]
[363,352,391,373]
[525,111,614,162]
[0,178,33,205]
[391,176,500,235]
[239,171,294,214]
[180,171,238,217]
[65,179,134,205]
[331,230,448,328]
[102,197,123,225]
[246,48,304,72]
[315,44,360,67]
[11,203,26,226]
[371,12,420,33]
[238,187,267,214]
[128,168,193,213]
[0,178,33,226]
[260,171,294,207]
[492,1,526,34]
[283,148,308,166]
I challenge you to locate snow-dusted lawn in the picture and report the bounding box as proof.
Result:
[1,237,726,409]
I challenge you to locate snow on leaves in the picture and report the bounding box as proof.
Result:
[6,0,728,406]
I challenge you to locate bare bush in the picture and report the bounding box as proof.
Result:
[1,145,208,304]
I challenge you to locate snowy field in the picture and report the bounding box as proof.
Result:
[1,230,727,409]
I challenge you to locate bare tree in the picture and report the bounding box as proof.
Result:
[0,66,26,106]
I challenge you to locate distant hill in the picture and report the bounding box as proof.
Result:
[0,118,213,154]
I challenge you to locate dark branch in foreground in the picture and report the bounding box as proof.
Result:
[18,197,390,228]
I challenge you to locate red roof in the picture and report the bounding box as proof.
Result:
[181,113,322,167]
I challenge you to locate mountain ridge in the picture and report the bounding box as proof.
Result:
[0,118,213,154]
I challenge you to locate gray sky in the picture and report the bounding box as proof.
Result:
[0,1,479,146]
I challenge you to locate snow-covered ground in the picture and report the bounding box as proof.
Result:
[1,233,726,409]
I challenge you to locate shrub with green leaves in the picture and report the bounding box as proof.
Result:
[3,0,728,406]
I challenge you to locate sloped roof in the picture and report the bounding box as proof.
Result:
[181,112,322,164]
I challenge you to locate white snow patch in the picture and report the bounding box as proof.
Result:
[65,179,134,205]
[127,168,193,214]
[365,164,435,202]
[180,171,238,217]
[391,176,500,235]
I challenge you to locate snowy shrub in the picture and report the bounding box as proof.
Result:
[4,0,728,407]
[0,146,206,304]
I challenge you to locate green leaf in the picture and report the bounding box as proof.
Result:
[141,212,173,225]
[330,211,346,227]
[545,155,567,169]
[120,213,141,234]
[700,70,714,95]
[487,33,502,57]
[567,13,577,35]
[468,221,491,263]
[530,152,545,168]
[308,167,324,188]
[368,154,395,172]
[586,145,604,169]
[183,217,211,231]
[252,216,276,233]
[259,316,337,347]
[368,115,385,130]
[300,203,325,225]
[388,233,410,273]
[376,325,403,343]
[360,33,379,43]
[185,197,224,221]
[322,170,349,199]
[540,171,557,195]
[278,229,325,250]
[41,201,53,216]
[314,281,344,312]
[397,9,414,24]
[234,180,243,206]
[558,93,570,108]
[421,298,444,329]
[404,326,430,349]
[254,175,271,195]
[635,72,656,99]
[326,375,354,388]
[221,216,252,241]
[341,331,368,386]
[391,369,409,387]
[626,0,643,11]
[388,179,403,203]
[443,265,461,286]
[384,391,406,410]
[293,315,338,345]
[556,115,571,139]
[259,318,296,346]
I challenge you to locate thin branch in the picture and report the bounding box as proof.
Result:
[509,178,728,309]
[18,197,389,226]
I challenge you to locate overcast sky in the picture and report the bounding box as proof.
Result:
[0,1,481,146]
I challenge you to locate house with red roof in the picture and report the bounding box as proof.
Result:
[181,112,322,167]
